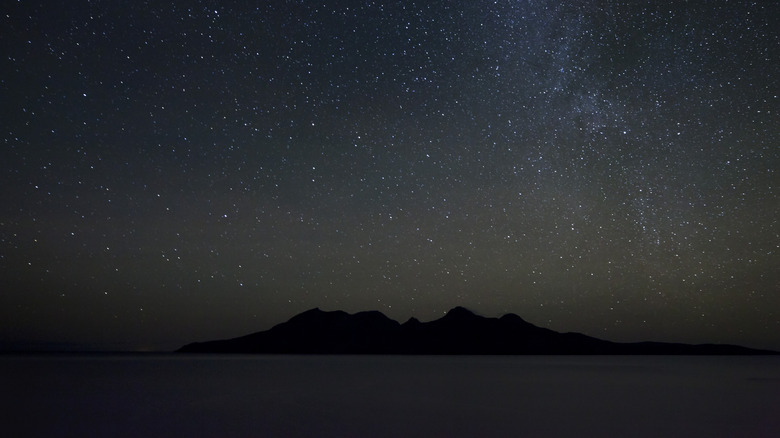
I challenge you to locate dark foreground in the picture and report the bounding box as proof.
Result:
[2,354,779,437]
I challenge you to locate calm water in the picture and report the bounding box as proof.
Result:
[1,354,778,437]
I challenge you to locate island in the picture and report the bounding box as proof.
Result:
[178,307,776,355]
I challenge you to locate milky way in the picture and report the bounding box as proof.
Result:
[1,1,778,350]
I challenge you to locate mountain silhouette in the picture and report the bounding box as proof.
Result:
[177,307,776,355]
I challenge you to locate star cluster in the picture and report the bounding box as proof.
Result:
[1,1,778,350]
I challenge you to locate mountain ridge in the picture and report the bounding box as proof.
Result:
[177,307,777,355]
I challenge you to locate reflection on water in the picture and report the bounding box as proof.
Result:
[2,355,779,437]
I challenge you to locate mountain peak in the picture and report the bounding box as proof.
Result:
[443,306,478,319]
[285,307,347,325]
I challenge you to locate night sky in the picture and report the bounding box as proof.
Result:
[1,1,778,351]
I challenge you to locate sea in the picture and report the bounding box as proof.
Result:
[1,354,778,437]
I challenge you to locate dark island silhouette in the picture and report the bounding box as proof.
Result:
[178,307,776,355]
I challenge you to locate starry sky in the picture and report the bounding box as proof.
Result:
[1,0,778,351]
